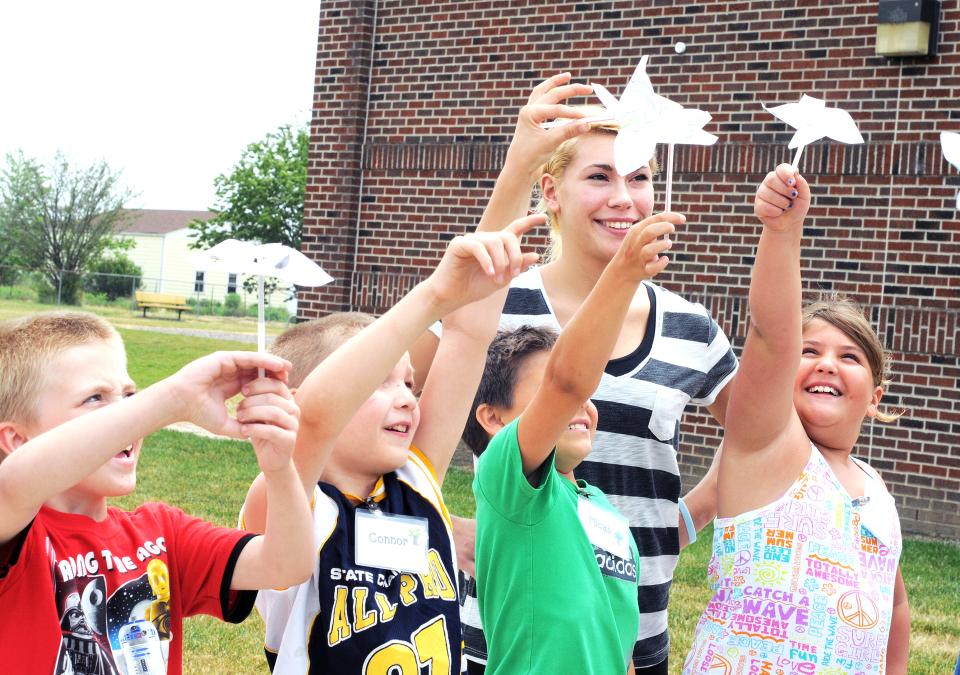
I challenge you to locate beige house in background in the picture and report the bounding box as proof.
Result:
[116,209,291,308]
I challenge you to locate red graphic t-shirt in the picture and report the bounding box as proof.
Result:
[0,503,255,674]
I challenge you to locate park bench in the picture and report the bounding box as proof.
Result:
[134,291,193,320]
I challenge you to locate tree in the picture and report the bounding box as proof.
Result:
[0,151,132,304]
[189,123,308,251]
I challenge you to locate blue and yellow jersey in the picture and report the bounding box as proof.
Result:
[257,449,461,674]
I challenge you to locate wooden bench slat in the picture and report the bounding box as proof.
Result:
[134,291,193,319]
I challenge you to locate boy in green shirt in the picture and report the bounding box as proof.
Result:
[463,211,683,674]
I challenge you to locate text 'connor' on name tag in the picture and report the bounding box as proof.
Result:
[355,510,430,574]
[577,495,632,560]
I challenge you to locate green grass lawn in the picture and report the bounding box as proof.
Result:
[5,308,954,674]
[118,328,253,388]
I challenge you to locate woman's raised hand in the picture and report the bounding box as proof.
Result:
[505,72,594,175]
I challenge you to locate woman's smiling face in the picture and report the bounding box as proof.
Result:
[541,132,655,264]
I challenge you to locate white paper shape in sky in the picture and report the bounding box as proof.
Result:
[590,55,718,178]
[194,239,333,287]
[763,95,863,168]
[193,239,333,358]
[941,131,960,209]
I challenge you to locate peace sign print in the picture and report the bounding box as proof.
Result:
[708,653,732,674]
[837,590,879,630]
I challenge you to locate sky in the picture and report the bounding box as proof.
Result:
[0,1,321,210]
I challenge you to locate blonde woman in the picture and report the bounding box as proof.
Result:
[413,74,738,675]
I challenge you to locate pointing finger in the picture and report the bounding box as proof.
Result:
[505,213,548,239]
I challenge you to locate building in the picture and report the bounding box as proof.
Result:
[299,1,959,538]
[118,209,290,309]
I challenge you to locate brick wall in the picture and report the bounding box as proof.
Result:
[302,0,960,539]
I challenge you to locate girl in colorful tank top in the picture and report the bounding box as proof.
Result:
[683,165,909,674]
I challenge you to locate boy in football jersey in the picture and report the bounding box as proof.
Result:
[241,215,542,673]
[462,212,681,674]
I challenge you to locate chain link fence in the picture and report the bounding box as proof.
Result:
[0,264,294,321]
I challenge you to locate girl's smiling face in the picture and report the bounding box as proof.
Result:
[541,132,655,264]
[793,318,883,445]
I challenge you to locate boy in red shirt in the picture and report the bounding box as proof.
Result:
[0,312,313,674]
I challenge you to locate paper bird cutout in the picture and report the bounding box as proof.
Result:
[941,131,960,209]
[195,239,333,287]
[763,95,863,168]
[193,239,333,358]
[591,56,718,178]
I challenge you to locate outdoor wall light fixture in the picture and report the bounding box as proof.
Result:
[877,0,941,57]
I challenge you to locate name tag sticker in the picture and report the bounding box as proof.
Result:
[355,510,429,574]
[577,495,632,560]
[857,480,899,547]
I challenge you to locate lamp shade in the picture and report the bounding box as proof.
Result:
[877,0,941,57]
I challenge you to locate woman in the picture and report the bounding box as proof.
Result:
[412,74,738,674]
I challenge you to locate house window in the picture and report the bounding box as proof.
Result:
[227,273,238,294]
[194,271,205,293]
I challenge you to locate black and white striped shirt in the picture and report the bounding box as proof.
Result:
[460,267,738,669]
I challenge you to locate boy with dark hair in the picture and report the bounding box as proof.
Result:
[468,212,682,675]
[461,325,558,457]
[0,311,313,674]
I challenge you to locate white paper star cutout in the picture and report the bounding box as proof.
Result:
[591,56,718,178]
[195,239,333,287]
[763,95,864,168]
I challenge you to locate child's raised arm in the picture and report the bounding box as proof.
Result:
[0,351,293,547]
[724,164,811,450]
[719,164,812,516]
[283,223,539,498]
[410,77,586,476]
[413,214,543,484]
[516,212,682,475]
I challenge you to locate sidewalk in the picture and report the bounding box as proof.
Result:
[118,323,271,345]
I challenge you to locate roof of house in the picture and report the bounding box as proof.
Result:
[116,209,216,235]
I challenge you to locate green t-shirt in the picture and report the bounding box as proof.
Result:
[474,417,640,675]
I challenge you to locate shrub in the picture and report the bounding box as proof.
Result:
[223,292,245,317]
[82,291,111,306]
[85,254,142,300]
[246,303,290,322]
[188,298,222,315]
[0,266,22,287]
[0,284,39,302]
[34,271,83,304]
